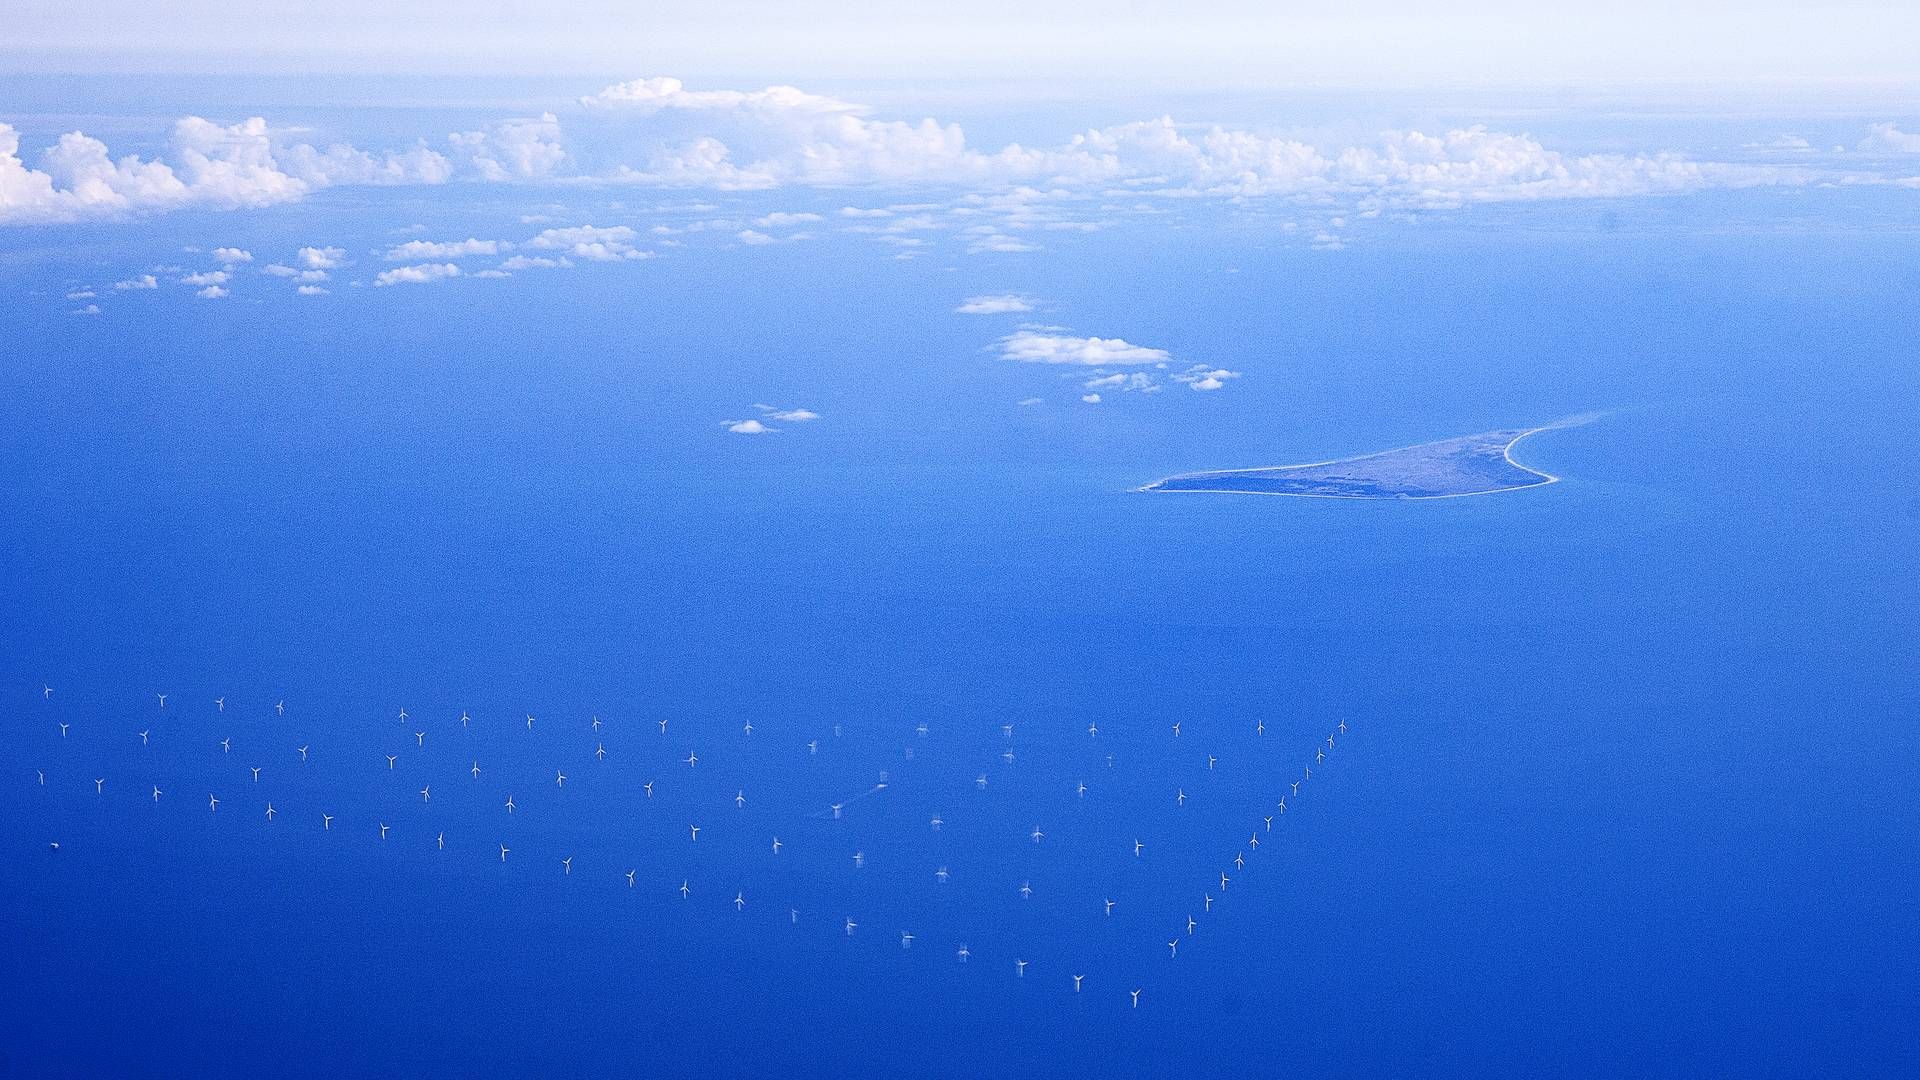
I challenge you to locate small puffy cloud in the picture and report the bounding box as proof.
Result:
[71,303,101,315]
[1172,365,1240,391]
[725,419,776,434]
[384,237,502,260]
[212,246,252,263]
[267,264,329,282]
[1017,397,1043,406]
[471,269,511,279]
[998,330,1170,366]
[196,285,228,299]
[754,404,819,422]
[840,206,892,218]
[373,262,461,286]
[736,229,776,245]
[967,233,1039,254]
[1081,393,1101,403]
[1085,372,1159,393]
[525,224,648,261]
[754,211,822,227]
[113,274,158,290]
[298,246,346,270]
[956,293,1033,315]
[179,270,229,286]
[1859,122,1920,153]
[296,284,329,295]
[66,289,95,299]
[499,255,570,270]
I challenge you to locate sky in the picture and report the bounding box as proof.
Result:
[5,1,1920,88]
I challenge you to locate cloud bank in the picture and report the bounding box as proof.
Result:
[2,74,1830,227]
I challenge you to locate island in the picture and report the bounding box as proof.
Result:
[1139,427,1561,499]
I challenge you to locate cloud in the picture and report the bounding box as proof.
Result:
[66,289,95,299]
[725,418,776,434]
[967,233,1039,254]
[296,284,329,295]
[0,117,447,225]
[1081,393,1101,403]
[582,76,862,117]
[1172,365,1240,391]
[525,224,649,261]
[736,229,776,245]
[212,247,252,263]
[447,113,566,181]
[754,404,819,422]
[373,262,461,286]
[997,330,1171,366]
[179,270,229,286]
[384,238,502,260]
[956,293,1034,314]
[196,285,228,299]
[754,211,822,227]
[498,255,570,270]
[1859,122,1920,154]
[1017,397,1043,406]
[113,274,158,290]
[71,303,101,316]
[2,75,1819,229]
[1743,135,1813,152]
[1085,372,1160,393]
[298,246,345,270]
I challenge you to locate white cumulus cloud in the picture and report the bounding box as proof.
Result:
[298,246,345,270]
[1172,365,1241,391]
[754,404,819,422]
[956,294,1034,314]
[525,224,649,261]
[753,211,822,227]
[1859,122,1920,153]
[998,330,1171,366]
[0,117,447,225]
[384,238,502,260]
[373,262,461,286]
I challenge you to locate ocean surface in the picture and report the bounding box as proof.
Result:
[3,180,1918,1077]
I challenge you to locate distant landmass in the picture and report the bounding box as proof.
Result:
[1141,427,1563,499]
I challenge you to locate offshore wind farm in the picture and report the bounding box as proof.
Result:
[10,684,1353,1012]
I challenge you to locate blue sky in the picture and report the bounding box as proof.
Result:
[7,1,1920,86]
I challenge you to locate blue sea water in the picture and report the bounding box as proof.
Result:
[2,180,1918,1078]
